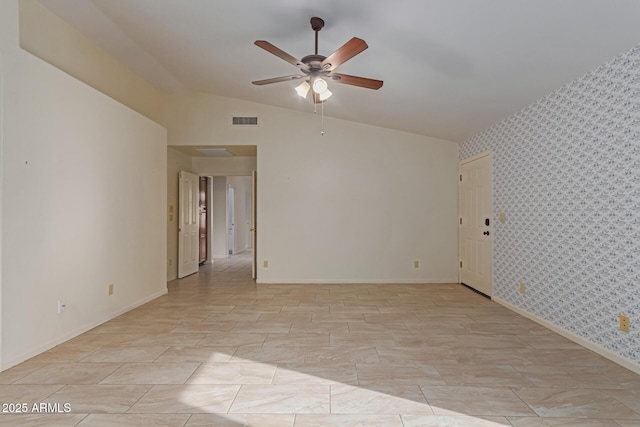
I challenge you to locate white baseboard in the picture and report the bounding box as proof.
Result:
[256,278,459,284]
[1,288,168,371]
[493,297,640,375]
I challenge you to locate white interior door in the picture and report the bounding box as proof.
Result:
[251,170,257,279]
[178,170,199,278]
[227,185,235,255]
[460,154,493,296]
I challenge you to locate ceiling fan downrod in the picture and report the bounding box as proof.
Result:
[310,17,324,56]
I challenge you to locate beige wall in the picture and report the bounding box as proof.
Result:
[2,43,167,368]
[168,92,460,284]
[18,0,166,126]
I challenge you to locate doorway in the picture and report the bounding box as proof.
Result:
[207,176,253,262]
[227,185,235,255]
[459,153,493,296]
[168,145,258,282]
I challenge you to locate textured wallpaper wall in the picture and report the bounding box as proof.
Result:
[459,45,640,365]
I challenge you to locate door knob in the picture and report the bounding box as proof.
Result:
[483,231,490,236]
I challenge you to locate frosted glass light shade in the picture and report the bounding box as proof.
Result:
[319,89,332,101]
[295,81,310,97]
[312,78,328,94]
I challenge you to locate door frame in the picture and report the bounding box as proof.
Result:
[251,170,257,279]
[227,184,235,255]
[198,176,208,264]
[458,151,493,296]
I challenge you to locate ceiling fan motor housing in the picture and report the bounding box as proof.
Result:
[301,54,328,72]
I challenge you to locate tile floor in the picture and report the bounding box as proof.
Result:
[1,251,639,426]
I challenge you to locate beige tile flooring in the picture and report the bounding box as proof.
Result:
[1,251,640,426]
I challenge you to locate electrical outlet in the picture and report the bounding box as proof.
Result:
[108,284,114,296]
[263,260,269,268]
[519,282,526,293]
[57,299,66,314]
[414,260,420,269]
[619,315,630,332]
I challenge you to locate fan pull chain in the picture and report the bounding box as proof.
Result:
[321,98,325,136]
[311,92,324,135]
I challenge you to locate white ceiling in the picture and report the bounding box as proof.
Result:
[38,0,640,142]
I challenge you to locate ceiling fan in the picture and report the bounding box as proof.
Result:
[252,17,383,103]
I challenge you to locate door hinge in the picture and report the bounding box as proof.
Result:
[460,218,462,225]
[460,261,462,268]
[459,174,462,182]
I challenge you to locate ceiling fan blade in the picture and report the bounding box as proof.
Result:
[252,75,305,85]
[254,40,309,71]
[330,73,383,90]
[321,37,368,71]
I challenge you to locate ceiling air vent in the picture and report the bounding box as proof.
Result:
[232,116,259,126]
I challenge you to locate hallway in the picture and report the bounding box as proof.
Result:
[192,251,255,286]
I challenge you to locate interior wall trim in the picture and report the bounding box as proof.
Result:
[256,279,459,285]
[494,297,640,376]
[1,289,168,371]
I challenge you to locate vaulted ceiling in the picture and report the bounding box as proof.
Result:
[38,0,640,142]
